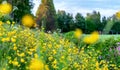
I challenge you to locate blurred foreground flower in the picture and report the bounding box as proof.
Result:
[0,1,12,14]
[74,29,82,39]
[116,11,120,19]
[0,21,3,26]
[83,31,99,44]
[29,59,44,70]
[22,15,36,28]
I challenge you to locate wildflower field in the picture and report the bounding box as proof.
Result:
[0,1,120,70]
[0,21,120,70]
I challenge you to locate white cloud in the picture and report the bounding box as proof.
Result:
[32,0,41,15]
[54,1,118,17]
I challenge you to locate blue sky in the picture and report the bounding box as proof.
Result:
[32,0,120,17]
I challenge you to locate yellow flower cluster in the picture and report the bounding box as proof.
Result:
[29,59,44,70]
[116,11,120,19]
[74,29,99,44]
[0,21,3,26]
[0,23,38,69]
[74,28,82,39]
[0,2,12,15]
[22,15,36,28]
[83,31,99,44]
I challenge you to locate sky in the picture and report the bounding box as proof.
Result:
[32,0,120,17]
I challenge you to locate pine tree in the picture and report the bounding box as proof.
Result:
[36,0,57,32]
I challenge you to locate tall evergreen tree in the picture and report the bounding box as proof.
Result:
[36,0,57,32]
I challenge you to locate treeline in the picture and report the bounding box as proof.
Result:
[1,0,120,34]
[57,10,120,34]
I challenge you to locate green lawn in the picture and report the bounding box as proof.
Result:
[64,31,120,41]
[100,34,120,39]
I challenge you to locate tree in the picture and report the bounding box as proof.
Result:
[75,13,85,32]
[7,0,33,23]
[101,16,107,33]
[57,10,74,32]
[85,11,101,33]
[111,15,120,34]
[36,0,57,32]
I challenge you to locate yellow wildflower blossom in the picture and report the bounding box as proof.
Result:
[45,65,49,70]
[11,38,16,42]
[20,58,25,63]
[6,20,11,24]
[116,11,120,19]
[22,15,35,28]
[12,61,19,66]
[1,37,10,42]
[29,59,44,70]
[48,56,53,61]
[0,21,3,26]
[74,28,82,39]
[19,53,25,57]
[83,31,99,44]
[0,2,12,14]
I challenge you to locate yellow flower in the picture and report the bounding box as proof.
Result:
[34,53,38,58]
[45,65,49,70]
[12,21,15,24]
[103,65,108,70]
[95,61,100,70]
[20,58,25,63]
[2,68,6,70]
[19,53,25,57]
[13,44,17,50]
[74,29,82,39]
[0,2,12,14]
[7,31,16,37]
[83,31,99,44]
[13,46,17,50]
[52,49,57,55]
[61,56,65,60]
[29,59,44,70]
[0,21,3,26]
[116,11,120,19]
[0,33,2,36]
[22,15,35,28]
[12,61,19,66]
[6,20,11,24]
[52,59,57,65]
[48,56,53,61]
[1,37,10,42]
[11,38,16,42]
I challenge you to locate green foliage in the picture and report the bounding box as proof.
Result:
[7,0,33,23]
[57,10,74,32]
[85,11,101,33]
[75,13,86,32]
[63,31,120,68]
[93,37,120,68]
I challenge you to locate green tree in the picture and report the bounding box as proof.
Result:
[101,16,107,33]
[75,13,85,32]
[85,11,101,33]
[57,10,74,32]
[111,15,120,34]
[36,0,57,32]
[7,0,33,23]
